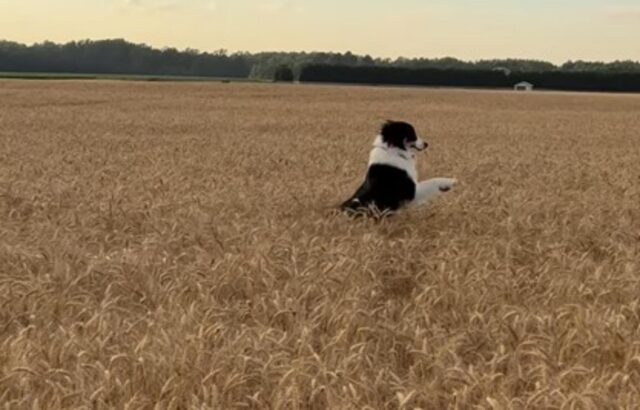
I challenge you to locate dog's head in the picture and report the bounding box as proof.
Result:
[380,120,427,152]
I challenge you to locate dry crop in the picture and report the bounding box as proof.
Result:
[1,80,640,409]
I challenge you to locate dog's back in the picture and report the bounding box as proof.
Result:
[340,164,415,214]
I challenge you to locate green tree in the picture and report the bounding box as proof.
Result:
[273,65,294,82]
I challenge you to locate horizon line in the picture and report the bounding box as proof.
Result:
[3,37,640,66]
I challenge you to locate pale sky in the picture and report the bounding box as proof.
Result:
[1,0,639,63]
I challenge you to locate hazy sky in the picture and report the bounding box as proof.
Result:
[1,0,639,63]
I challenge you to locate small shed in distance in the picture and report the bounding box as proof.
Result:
[514,81,534,91]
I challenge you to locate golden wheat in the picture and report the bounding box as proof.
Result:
[1,80,640,409]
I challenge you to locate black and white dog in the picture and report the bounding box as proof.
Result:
[341,120,456,216]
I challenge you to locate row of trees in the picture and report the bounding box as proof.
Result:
[2,39,640,79]
[299,65,507,87]
[1,39,640,91]
[298,64,640,92]
[0,39,253,77]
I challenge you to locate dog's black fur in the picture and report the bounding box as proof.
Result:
[341,164,415,216]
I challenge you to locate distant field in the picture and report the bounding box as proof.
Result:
[1,80,639,408]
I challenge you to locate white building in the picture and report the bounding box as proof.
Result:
[514,81,534,91]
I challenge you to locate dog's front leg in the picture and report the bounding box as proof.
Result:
[410,178,457,207]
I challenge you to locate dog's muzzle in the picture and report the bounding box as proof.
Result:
[412,139,428,151]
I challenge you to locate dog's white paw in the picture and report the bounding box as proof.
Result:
[440,178,457,192]
[428,177,457,192]
[411,177,457,207]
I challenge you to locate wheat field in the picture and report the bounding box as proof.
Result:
[1,80,640,409]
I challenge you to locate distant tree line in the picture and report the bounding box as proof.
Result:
[298,64,640,92]
[0,39,384,79]
[1,39,640,91]
[299,65,508,88]
[0,39,253,77]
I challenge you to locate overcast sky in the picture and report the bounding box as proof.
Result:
[1,0,639,62]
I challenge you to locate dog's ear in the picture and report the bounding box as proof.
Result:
[381,121,401,149]
[381,120,395,133]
